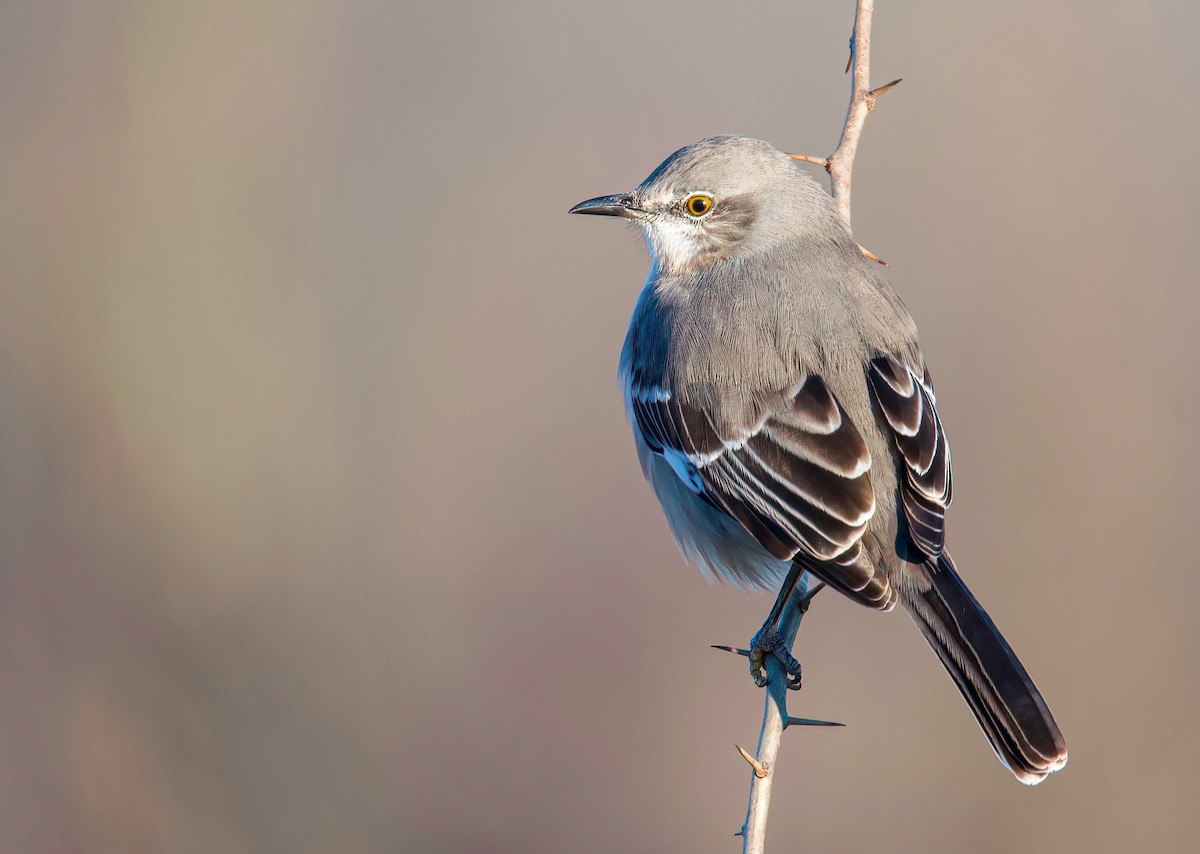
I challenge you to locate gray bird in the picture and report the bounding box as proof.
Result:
[570,135,1067,784]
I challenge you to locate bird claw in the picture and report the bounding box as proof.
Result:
[748,627,803,689]
[749,646,769,687]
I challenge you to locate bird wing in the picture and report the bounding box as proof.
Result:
[866,352,953,558]
[629,374,876,566]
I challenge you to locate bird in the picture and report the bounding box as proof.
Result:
[569,135,1067,785]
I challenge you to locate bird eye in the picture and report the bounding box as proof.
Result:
[684,194,714,217]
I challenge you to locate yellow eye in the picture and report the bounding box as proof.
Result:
[685,194,714,217]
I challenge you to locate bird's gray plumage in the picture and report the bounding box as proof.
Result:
[571,135,1067,784]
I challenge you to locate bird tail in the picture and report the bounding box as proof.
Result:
[901,552,1068,784]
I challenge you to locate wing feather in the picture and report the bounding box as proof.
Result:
[867,354,954,557]
[630,374,875,564]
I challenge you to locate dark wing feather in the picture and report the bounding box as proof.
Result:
[630,375,875,564]
[867,354,953,557]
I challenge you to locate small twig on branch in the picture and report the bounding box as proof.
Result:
[736,2,894,851]
[787,153,830,169]
[736,744,770,778]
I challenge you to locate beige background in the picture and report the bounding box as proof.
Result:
[1,1,1197,851]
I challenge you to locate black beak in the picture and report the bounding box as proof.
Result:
[568,193,638,218]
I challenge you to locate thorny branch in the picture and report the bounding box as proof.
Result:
[732,580,842,853]
[828,0,891,231]
[730,2,896,851]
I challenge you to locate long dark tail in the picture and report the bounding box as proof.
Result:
[901,553,1068,784]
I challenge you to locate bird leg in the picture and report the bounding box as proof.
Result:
[748,562,807,689]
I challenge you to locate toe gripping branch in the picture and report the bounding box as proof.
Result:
[712,582,844,729]
[747,627,803,690]
[723,579,843,840]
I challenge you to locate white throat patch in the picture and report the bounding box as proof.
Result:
[641,219,707,276]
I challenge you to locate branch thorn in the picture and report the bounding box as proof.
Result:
[711,644,752,658]
[858,245,888,266]
[784,716,846,729]
[868,77,902,98]
[736,744,770,778]
[798,581,826,611]
[865,77,902,110]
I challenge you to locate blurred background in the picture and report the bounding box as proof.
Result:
[0,1,1196,851]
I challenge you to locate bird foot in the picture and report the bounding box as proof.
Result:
[748,626,803,690]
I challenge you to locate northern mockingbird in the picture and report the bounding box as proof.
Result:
[570,135,1067,784]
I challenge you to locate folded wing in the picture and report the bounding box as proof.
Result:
[630,375,880,593]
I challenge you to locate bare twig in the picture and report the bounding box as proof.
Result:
[737,3,893,850]
[827,0,889,232]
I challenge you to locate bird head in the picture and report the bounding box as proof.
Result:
[569,135,837,275]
